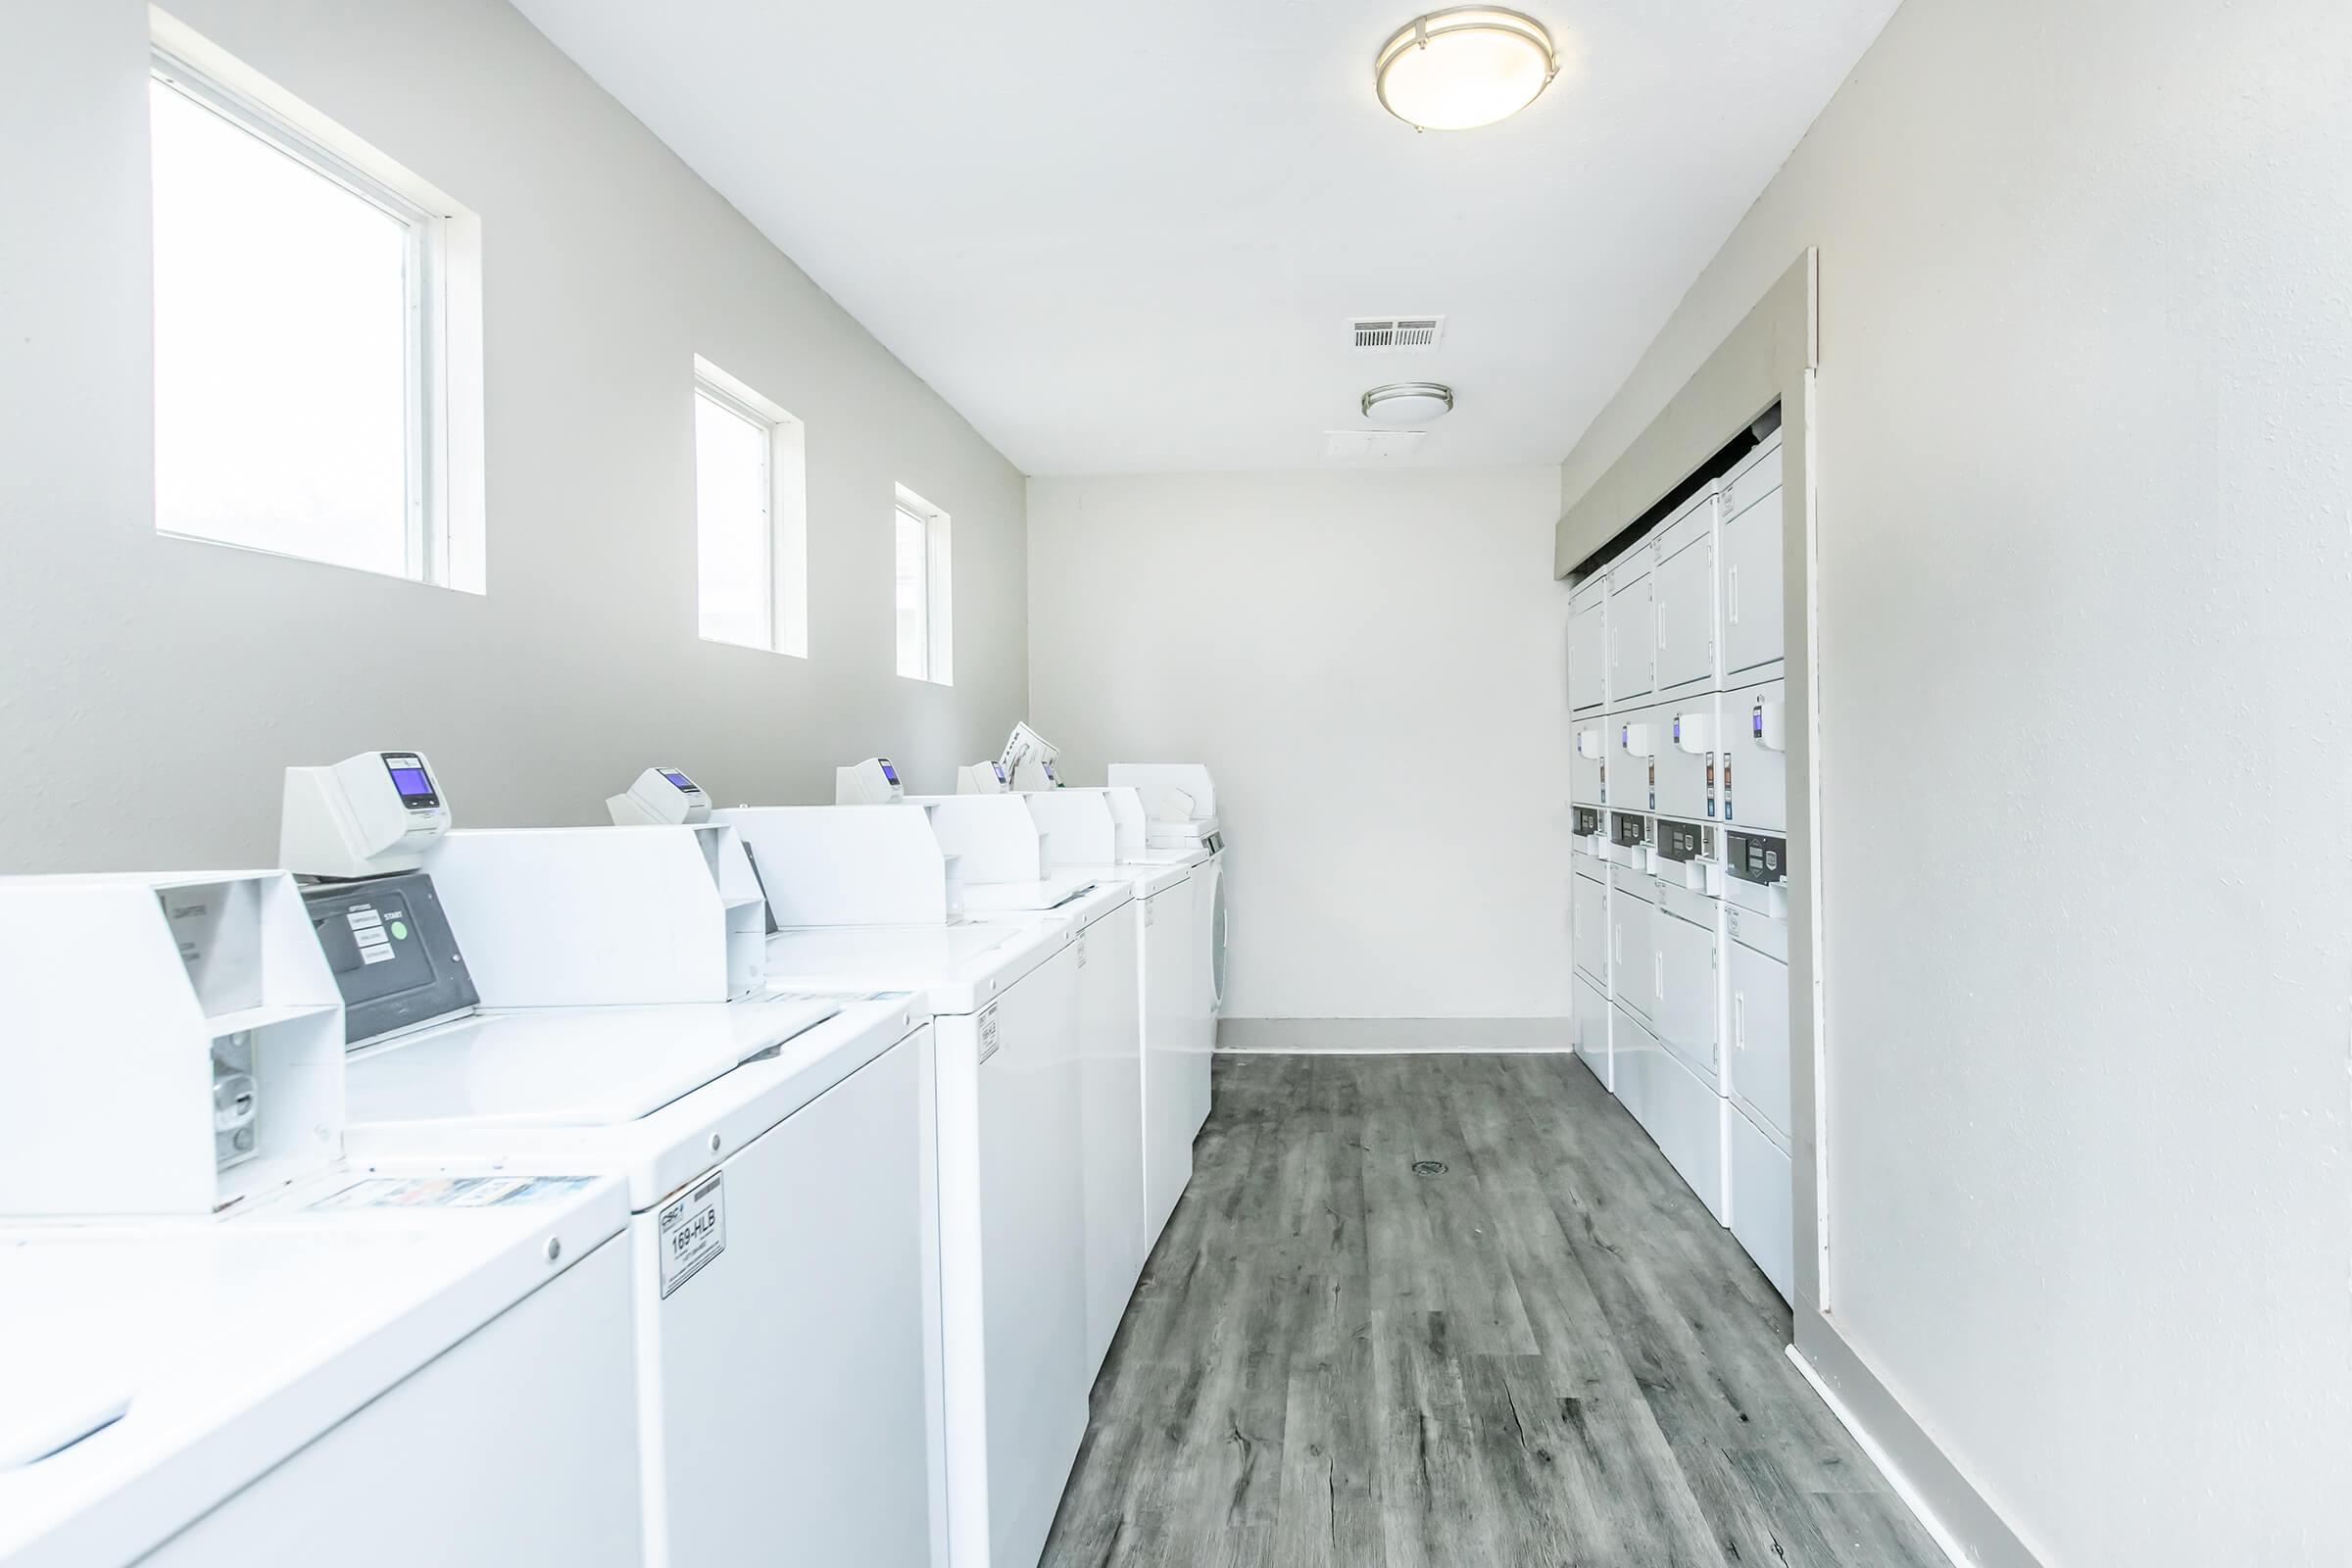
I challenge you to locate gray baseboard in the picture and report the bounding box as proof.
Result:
[1215,1017,1573,1054]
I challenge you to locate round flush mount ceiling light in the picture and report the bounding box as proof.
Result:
[1362,382,1455,425]
[1375,8,1558,131]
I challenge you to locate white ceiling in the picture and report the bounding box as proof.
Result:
[512,1,1898,475]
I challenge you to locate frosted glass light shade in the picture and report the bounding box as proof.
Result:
[1375,9,1557,131]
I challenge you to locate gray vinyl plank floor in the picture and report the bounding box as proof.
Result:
[1041,1053,1947,1568]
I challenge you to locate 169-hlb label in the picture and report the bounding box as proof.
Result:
[658,1171,725,1298]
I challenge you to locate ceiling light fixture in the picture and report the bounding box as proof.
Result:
[1362,382,1454,424]
[1374,8,1558,132]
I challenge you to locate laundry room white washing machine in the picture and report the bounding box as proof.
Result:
[0,1185,642,1568]
[1106,763,1225,1140]
[958,875,1146,1380]
[715,803,1090,1568]
[753,921,1082,1568]
[0,869,644,1568]
[329,967,944,1568]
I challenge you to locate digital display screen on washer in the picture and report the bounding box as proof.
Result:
[1573,806,1601,838]
[1611,812,1646,848]
[660,769,699,793]
[381,754,437,808]
[1658,820,1704,863]
[879,760,899,785]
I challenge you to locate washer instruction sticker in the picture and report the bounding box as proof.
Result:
[1076,931,1089,968]
[308,1175,596,1211]
[659,1172,725,1298]
[978,1004,1003,1063]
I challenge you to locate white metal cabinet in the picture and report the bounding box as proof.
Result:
[1611,870,1658,1027]
[152,1238,642,1568]
[1605,548,1655,710]
[1652,489,1720,700]
[1077,903,1146,1379]
[1724,906,1791,1145]
[1140,875,1196,1243]
[1572,971,1610,1091]
[1653,887,1722,1090]
[1570,858,1609,989]
[1721,677,1788,835]
[1719,435,1785,683]
[1568,579,1607,714]
[643,1029,937,1568]
[1728,1105,1793,1303]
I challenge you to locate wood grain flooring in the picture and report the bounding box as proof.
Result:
[1041,1053,1946,1568]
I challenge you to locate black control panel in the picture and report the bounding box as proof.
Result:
[1610,811,1648,849]
[1728,831,1788,886]
[304,871,477,1047]
[1657,819,1712,864]
[1574,806,1602,838]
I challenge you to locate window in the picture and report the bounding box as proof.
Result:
[693,358,808,656]
[894,486,953,684]
[147,20,483,589]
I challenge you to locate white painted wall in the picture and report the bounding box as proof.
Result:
[1028,468,1571,1028]
[1560,0,2352,1561]
[0,0,1027,873]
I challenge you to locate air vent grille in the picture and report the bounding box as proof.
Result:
[1349,316,1444,352]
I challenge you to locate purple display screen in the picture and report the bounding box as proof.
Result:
[387,766,433,798]
[661,769,697,791]
[880,762,899,784]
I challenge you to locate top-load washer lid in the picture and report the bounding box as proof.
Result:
[1038,861,1189,899]
[345,996,840,1129]
[959,876,1100,914]
[760,920,1063,1014]
[959,879,1134,933]
[0,1177,628,1566]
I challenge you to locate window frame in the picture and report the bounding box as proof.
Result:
[692,356,808,658]
[893,484,953,686]
[146,16,484,591]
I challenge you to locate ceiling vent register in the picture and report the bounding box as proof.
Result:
[1349,316,1445,351]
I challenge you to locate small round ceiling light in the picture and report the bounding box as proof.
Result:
[1362,382,1454,425]
[1375,9,1558,131]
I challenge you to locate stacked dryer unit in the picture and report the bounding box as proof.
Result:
[1566,575,1611,1092]
[1569,421,1791,1298]
[1713,429,1793,1301]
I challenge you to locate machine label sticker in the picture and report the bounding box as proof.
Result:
[978,1005,1003,1062]
[659,1172,725,1298]
[1076,931,1089,968]
[307,1175,596,1211]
